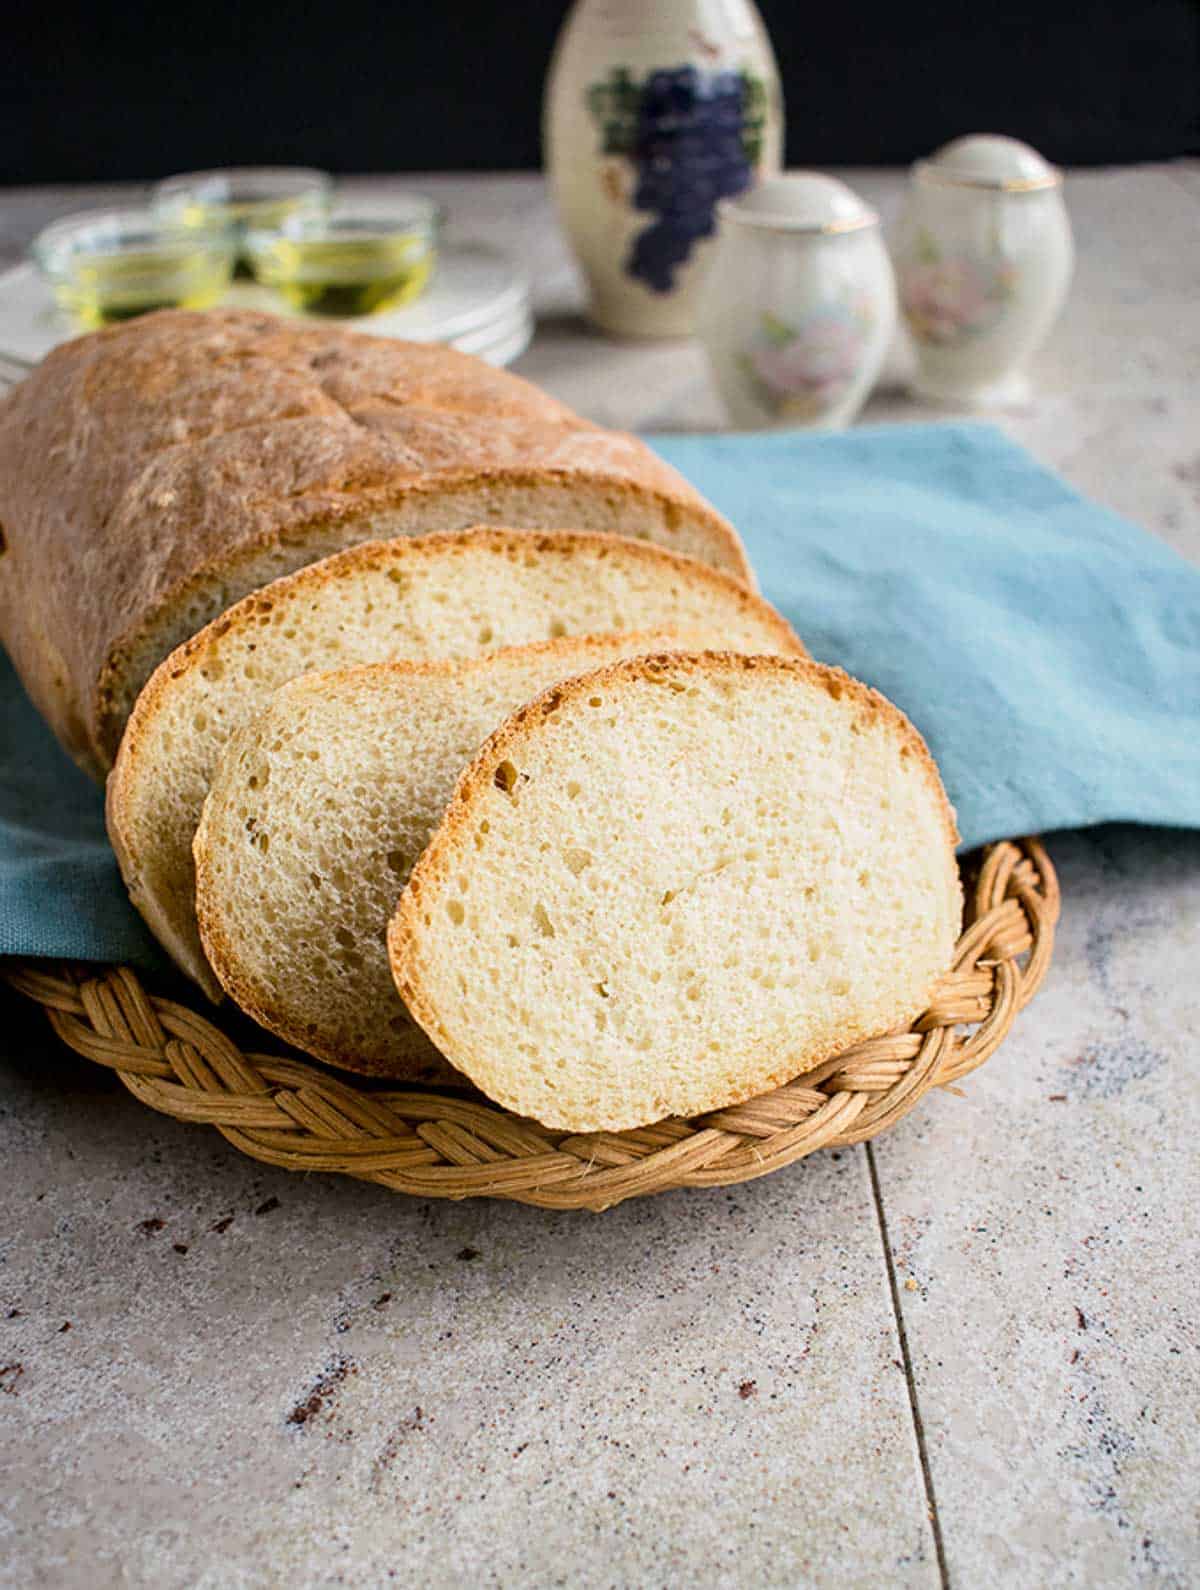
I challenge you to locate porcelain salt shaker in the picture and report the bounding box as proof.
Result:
[543,0,783,339]
[695,174,896,430]
[893,134,1073,406]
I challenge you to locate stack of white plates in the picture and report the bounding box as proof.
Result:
[0,241,533,371]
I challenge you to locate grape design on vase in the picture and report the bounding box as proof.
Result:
[900,231,1017,346]
[740,301,873,422]
[587,65,769,294]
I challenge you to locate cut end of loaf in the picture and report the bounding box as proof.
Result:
[93,476,755,768]
[389,651,962,1133]
[108,526,800,1003]
[191,633,773,1076]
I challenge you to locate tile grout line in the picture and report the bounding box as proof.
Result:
[865,1139,950,1590]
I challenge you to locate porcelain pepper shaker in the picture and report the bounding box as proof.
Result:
[543,0,784,340]
[695,174,896,430]
[893,134,1074,406]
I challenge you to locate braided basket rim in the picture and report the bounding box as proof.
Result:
[2,836,1058,1211]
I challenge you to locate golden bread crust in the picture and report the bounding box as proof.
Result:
[0,309,747,775]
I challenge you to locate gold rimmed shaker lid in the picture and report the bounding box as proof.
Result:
[915,134,1063,193]
[719,173,880,235]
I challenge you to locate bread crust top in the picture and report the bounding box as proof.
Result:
[0,309,745,773]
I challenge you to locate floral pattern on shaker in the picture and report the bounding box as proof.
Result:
[740,302,870,421]
[900,231,1017,344]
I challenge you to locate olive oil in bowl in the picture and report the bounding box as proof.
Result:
[246,199,441,319]
[32,209,235,329]
[253,236,432,316]
[153,168,332,277]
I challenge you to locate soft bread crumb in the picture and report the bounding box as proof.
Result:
[192,630,738,1074]
[389,652,962,1133]
[108,527,803,999]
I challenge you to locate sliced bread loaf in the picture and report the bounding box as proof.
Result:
[389,653,962,1132]
[0,308,749,776]
[192,631,714,1075]
[109,528,803,998]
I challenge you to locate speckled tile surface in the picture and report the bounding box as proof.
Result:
[1,166,1198,1587]
[872,826,1200,1588]
[0,996,936,1587]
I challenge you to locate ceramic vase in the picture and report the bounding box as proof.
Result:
[696,174,896,430]
[543,0,784,339]
[893,134,1074,406]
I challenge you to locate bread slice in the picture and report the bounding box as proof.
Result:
[109,527,803,1000]
[389,653,962,1132]
[193,631,724,1077]
[0,308,750,777]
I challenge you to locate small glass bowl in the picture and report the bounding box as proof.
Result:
[32,208,236,329]
[153,167,332,274]
[244,196,442,318]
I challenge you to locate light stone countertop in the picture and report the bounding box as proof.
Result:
[1,167,1197,1589]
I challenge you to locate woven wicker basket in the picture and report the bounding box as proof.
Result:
[2,836,1057,1211]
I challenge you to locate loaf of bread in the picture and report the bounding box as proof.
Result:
[192,632,726,1076]
[0,308,749,778]
[108,526,803,997]
[389,653,962,1132]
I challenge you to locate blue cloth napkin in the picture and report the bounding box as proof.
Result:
[1,421,1197,969]
[653,423,1200,849]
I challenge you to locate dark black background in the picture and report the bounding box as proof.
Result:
[4,0,1196,184]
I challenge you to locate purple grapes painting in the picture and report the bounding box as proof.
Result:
[587,65,768,294]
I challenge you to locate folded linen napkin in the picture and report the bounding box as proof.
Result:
[654,423,1199,850]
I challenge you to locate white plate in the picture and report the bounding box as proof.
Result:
[0,242,532,368]
[466,315,534,368]
[0,306,534,385]
[450,302,533,357]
